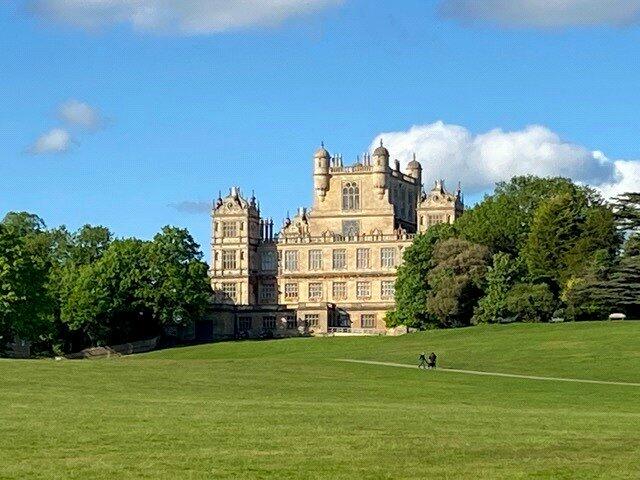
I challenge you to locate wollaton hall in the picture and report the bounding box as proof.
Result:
[204,141,463,339]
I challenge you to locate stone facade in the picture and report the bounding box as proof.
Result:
[207,142,463,338]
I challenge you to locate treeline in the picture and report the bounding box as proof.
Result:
[0,213,210,355]
[388,176,640,328]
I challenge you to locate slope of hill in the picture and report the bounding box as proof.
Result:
[1,322,639,479]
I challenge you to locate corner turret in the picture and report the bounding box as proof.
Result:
[313,142,331,202]
[407,153,422,183]
[372,139,389,199]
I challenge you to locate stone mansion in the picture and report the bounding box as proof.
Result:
[205,142,463,339]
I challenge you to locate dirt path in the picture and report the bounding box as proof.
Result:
[336,359,640,388]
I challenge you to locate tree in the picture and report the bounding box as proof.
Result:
[522,191,620,290]
[71,225,113,266]
[0,215,54,348]
[60,238,151,346]
[385,224,454,329]
[473,253,524,324]
[591,235,640,319]
[503,283,556,323]
[612,192,640,233]
[142,226,210,330]
[426,238,491,327]
[456,176,592,255]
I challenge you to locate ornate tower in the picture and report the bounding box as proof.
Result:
[313,143,331,203]
[372,140,389,199]
[417,180,464,233]
[210,187,262,305]
[407,153,422,184]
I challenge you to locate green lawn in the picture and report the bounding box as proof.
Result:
[1,321,639,479]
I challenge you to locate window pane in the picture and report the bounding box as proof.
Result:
[381,281,395,299]
[381,248,396,268]
[342,220,360,237]
[262,316,276,329]
[222,222,237,238]
[284,250,299,271]
[260,284,276,303]
[308,283,323,300]
[342,182,360,211]
[356,281,371,298]
[356,248,370,269]
[222,250,237,269]
[305,314,319,327]
[360,314,376,328]
[332,282,347,300]
[309,250,323,270]
[284,283,298,299]
[333,249,347,270]
[261,251,276,270]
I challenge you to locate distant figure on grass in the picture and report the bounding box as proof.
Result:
[427,352,437,369]
[418,352,428,369]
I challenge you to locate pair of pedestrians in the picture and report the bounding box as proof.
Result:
[418,352,437,369]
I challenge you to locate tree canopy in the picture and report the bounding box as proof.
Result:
[393,176,633,327]
[0,213,211,354]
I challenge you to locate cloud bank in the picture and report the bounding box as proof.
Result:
[58,99,105,130]
[439,0,640,28]
[27,99,105,155]
[28,0,343,34]
[370,122,639,199]
[28,128,72,154]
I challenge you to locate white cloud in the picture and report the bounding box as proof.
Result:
[169,200,212,214]
[58,99,104,130]
[28,128,72,154]
[370,122,639,199]
[439,0,640,28]
[597,157,640,198]
[29,0,343,34]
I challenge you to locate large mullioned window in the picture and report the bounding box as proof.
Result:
[333,249,347,270]
[284,250,299,271]
[332,282,347,300]
[308,283,323,300]
[261,251,277,271]
[309,250,323,270]
[342,182,360,211]
[360,314,376,329]
[222,222,237,238]
[381,248,396,268]
[284,283,298,300]
[356,248,370,269]
[222,250,237,270]
[221,283,237,302]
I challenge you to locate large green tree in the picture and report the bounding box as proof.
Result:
[473,253,524,324]
[522,191,620,290]
[456,176,603,256]
[60,238,152,346]
[426,238,491,327]
[142,226,210,329]
[385,224,454,329]
[612,192,640,233]
[0,213,55,347]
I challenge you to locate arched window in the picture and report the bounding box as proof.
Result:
[342,182,360,211]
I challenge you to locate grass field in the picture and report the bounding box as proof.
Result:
[1,321,640,479]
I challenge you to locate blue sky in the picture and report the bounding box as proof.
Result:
[1,0,640,260]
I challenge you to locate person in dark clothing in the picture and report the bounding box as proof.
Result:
[418,353,428,369]
[427,352,437,369]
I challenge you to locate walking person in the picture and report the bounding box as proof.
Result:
[427,352,437,369]
[418,352,428,369]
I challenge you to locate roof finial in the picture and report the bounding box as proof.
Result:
[413,152,417,162]
[321,140,324,148]
[380,138,384,148]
